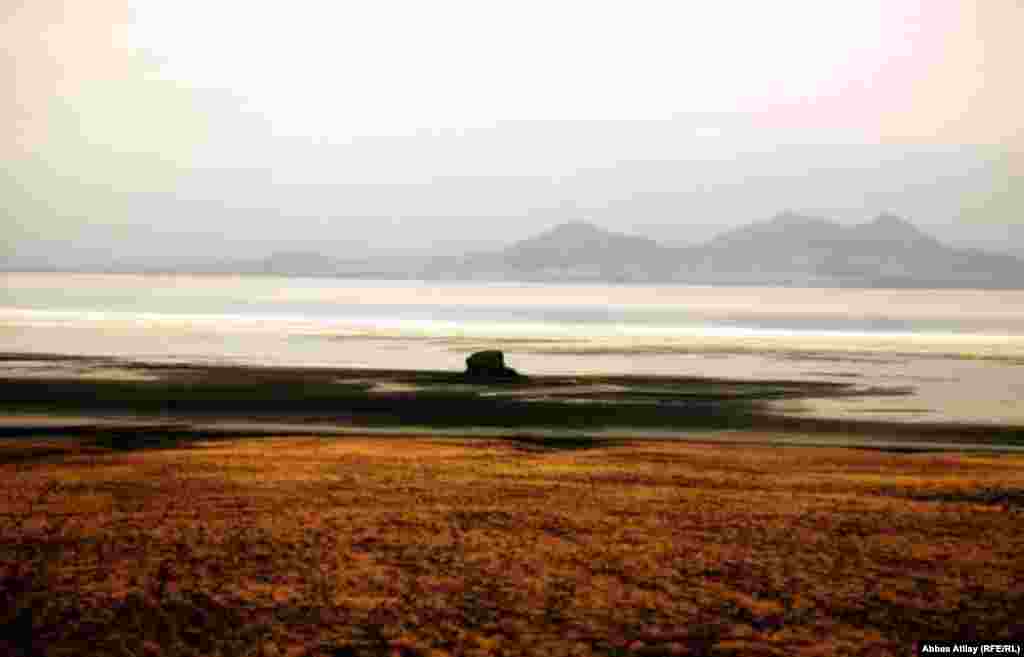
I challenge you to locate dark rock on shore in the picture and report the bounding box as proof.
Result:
[465,350,520,379]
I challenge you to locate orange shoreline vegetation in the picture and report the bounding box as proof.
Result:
[2,435,1023,656]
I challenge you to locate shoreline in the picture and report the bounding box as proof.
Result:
[2,417,1023,453]
[2,351,1022,450]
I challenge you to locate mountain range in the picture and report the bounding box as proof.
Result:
[7,213,1023,288]
[418,214,1024,288]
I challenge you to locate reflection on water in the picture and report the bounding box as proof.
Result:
[2,273,1023,425]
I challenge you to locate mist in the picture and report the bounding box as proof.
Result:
[4,1,1022,267]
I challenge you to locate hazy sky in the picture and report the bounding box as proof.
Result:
[3,0,1021,262]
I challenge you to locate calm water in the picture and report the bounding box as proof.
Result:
[2,273,1023,424]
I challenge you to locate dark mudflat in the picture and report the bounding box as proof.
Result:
[0,352,1021,446]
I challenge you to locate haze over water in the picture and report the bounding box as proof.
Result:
[2,272,1023,425]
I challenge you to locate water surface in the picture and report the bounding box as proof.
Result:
[3,273,1022,424]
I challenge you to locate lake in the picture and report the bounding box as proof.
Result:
[2,272,1023,425]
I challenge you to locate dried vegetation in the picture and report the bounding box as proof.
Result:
[2,435,1023,656]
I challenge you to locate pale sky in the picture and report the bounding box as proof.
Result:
[3,0,1022,262]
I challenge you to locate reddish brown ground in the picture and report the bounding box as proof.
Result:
[2,434,1023,656]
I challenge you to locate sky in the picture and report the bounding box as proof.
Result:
[3,0,1022,263]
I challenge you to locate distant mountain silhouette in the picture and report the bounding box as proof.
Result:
[708,212,942,252]
[508,220,659,257]
[709,212,844,249]
[21,214,1021,288]
[421,214,1024,288]
[498,220,665,271]
[422,220,675,282]
[851,213,943,246]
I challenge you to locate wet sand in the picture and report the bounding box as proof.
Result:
[1,352,1021,451]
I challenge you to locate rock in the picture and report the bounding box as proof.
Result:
[465,350,520,379]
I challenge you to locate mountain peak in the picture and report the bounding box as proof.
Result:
[710,212,841,247]
[868,213,914,228]
[500,220,664,270]
[854,214,938,245]
[767,211,836,228]
[541,220,607,237]
[518,220,636,246]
